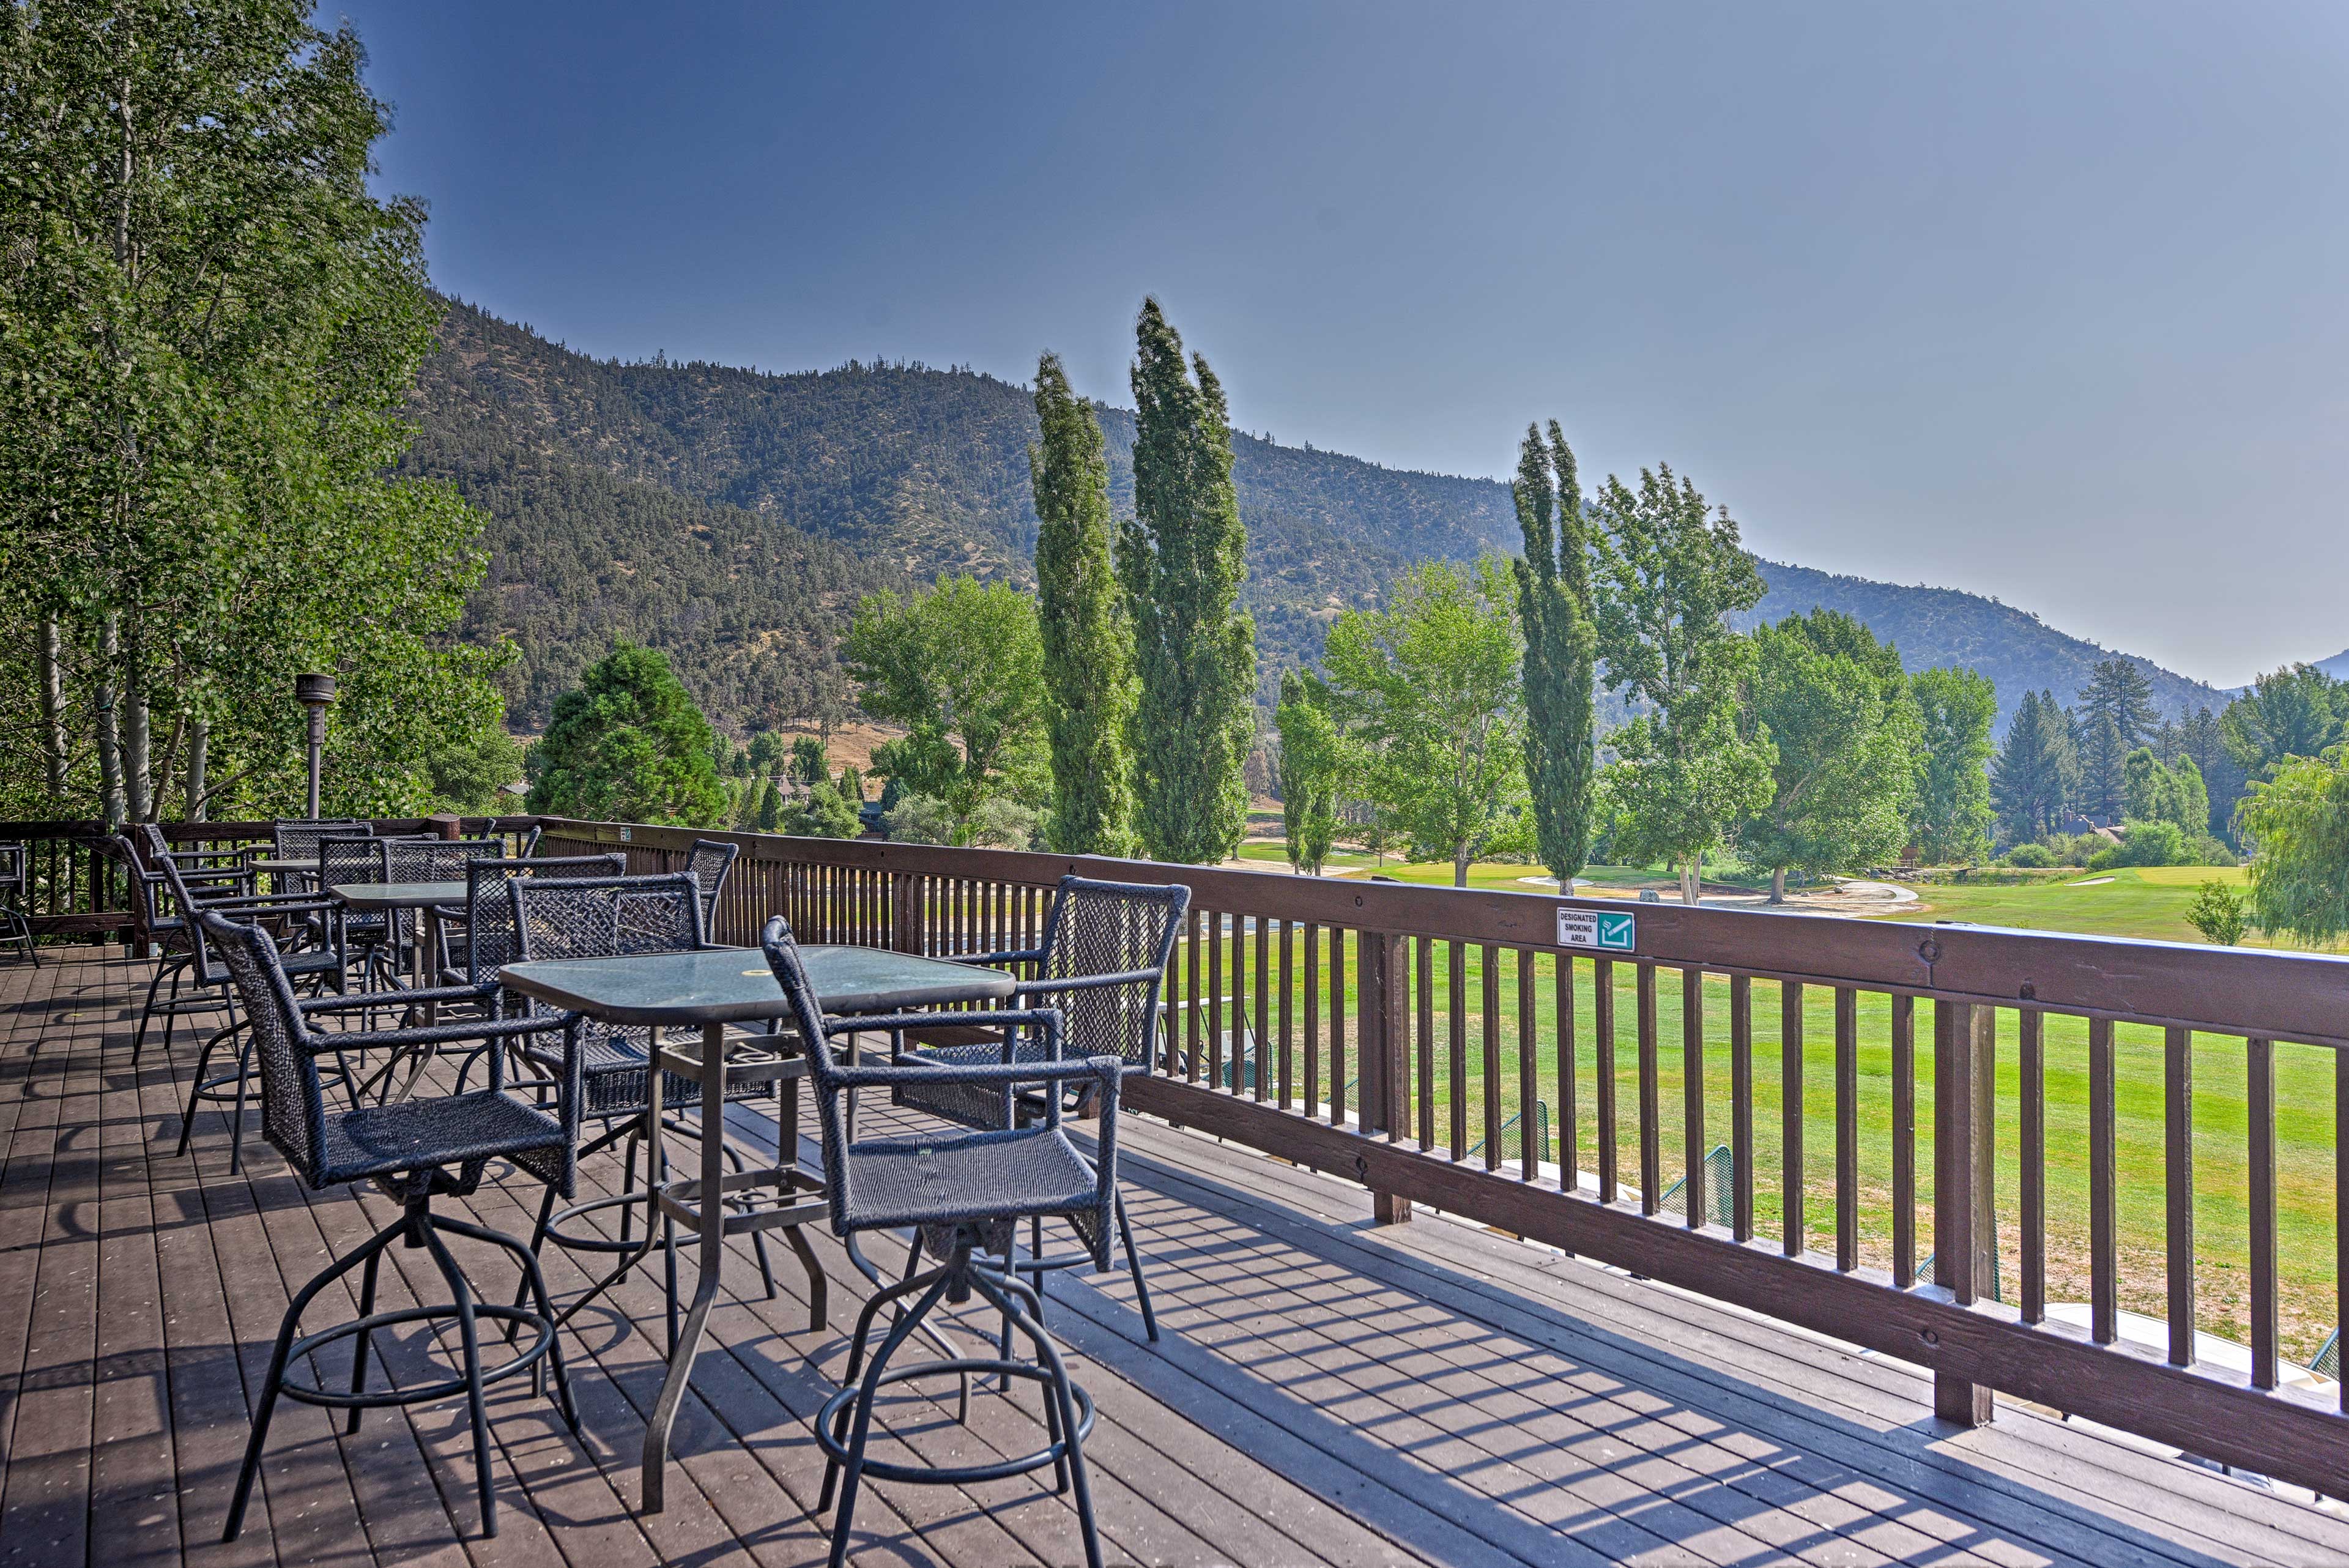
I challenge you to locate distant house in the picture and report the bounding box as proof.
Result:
[2057,813,2101,836]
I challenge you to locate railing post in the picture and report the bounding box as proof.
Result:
[891,870,924,955]
[1932,998,1997,1426]
[429,814,462,841]
[1362,930,1412,1225]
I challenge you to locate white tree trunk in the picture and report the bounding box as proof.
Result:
[121,650,152,822]
[1769,867,1787,904]
[184,719,208,821]
[37,617,67,799]
[95,615,125,826]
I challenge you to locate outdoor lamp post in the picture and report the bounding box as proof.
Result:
[294,673,337,819]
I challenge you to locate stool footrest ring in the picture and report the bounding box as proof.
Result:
[814,1358,1093,1486]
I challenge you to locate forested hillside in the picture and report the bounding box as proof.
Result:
[411,299,2229,736]
[1742,561,2227,734]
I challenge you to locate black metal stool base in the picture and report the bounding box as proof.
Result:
[818,1228,1102,1568]
[222,1197,575,1544]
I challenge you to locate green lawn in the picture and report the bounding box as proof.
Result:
[1171,860,2341,1366]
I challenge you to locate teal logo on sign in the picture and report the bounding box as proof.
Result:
[1556,907,1637,952]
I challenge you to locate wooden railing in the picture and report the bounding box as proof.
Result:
[533,815,2349,1499]
[0,817,540,938]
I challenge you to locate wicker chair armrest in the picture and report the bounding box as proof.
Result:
[303,1011,577,1057]
[201,894,341,918]
[823,1006,1059,1039]
[299,981,497,1014]
[828,1053,1121,1094]
[941,946,1045,971]
[1008,965,1165,999]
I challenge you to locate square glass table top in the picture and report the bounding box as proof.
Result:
[498,945,1016,1025]
[330,881,471,910]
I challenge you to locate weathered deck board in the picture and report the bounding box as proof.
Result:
[6,944,2348,1568]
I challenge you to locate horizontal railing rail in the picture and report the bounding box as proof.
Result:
[532,815,2349,1499]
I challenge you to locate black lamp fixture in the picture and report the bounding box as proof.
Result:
[294,673,337,818]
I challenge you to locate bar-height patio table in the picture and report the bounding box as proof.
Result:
[497,943,1017,1510]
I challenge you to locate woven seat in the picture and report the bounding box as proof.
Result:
[198,908,581,1544]
[841,1124,1101,1235]
[321,1091,569,1187]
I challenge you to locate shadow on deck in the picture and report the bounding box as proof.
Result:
[4,945,2344,1567]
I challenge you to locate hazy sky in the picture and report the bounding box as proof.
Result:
[339,1,2348,688]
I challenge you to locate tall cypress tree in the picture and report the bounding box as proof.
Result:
[1122,299,1256,864]
[1510,422,1597,883]
[1030,352,1137,856]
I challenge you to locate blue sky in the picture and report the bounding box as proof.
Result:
[338,1,2349,687]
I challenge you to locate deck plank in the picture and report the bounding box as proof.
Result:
[6,945,2348,1568]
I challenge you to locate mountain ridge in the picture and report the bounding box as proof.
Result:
[410,300,2238,737]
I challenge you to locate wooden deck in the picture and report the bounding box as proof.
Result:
[7,946,2348,1568]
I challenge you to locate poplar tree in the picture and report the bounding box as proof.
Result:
[1121,299,1255,864]
[1510,422,1597,883]
[1030,352,1137,856]
[1908,666,1997,863]
[1275,669,1339,875]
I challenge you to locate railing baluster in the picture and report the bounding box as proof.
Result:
[2247,1037,2277,1391]
[1894,994,1918,1290]
[1416,935,1435,1148]
[1448,940,1468,1161]
[1208,908,1225,1091]
[1185,906,1203,1083]
[2164,1025,2195,1367]
[1595,957,1617,1203]
[2090,1016,2118,1345]
[1637,963,1660,1216]
[1731,975,1753,1241]
[1481,944,1502,1169]
[1331,926,1349,1128]
[1781,981,1805,1257]
[1520,948,1540,1181]
[2337,1045,2349,1414]
[2019,1006,2043,1320]
[1683,966,1705,1228]
[1836,986,1858,1272]
[1278,919,1294,1109]
[1304,921,1321,1118]
[1253,912,1270,1104]
[1559,952,1579,1195]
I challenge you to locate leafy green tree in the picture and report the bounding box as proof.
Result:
[2089,819,2186,870]
[2078,658,2159,748]
[754,778,782,833]
[2123,746,2208,836]
[747,730,782,773]
[2238,745,2349,946]
[1510,422,1598,883]
[1275,669,1340,875]
[1122,299,1255,866]
[789,735,829,787]
[782,780,863,839]
[1991,689,2079,842]
[426,729,525,813]
[845,576,1045,846]
[836,764,865,803]
[2223,664,2349,781]
[1587,465,1772,904]
[2179,706,2246,841]
[527,644,730,825]
[1736,610,1921,901]
[1909,667,1997,863]
[1031,351,1138,856]
[1323,559,1526,886]
[0,1,508,821]
[2185,880,2251,946]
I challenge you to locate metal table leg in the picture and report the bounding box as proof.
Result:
[644,1020,725,1512]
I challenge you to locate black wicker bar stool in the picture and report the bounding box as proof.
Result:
[760,915,1120,1568]
[199,908,583,1542]
[893,873,1189,1340]
[0,842,37,967]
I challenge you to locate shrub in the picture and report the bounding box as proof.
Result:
[2185,880,2252,945]
[2001,842,2058,868]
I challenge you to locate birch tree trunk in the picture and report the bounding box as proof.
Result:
[184,721,209,822]
[122,648,152,822]
[37,617,67,800]
[95,615,125,826]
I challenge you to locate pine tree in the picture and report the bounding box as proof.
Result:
[2077,710,2127,823]
[1031,352,1138,856]
[1510,422,1598,883]
[2079,658,2159,748]
[1121,300,1256,864]
[1991,689,2079,842]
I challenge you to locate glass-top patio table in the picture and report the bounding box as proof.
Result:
[497,943,1017,1510]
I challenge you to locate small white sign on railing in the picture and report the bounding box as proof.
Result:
[1557,907,1636,952]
